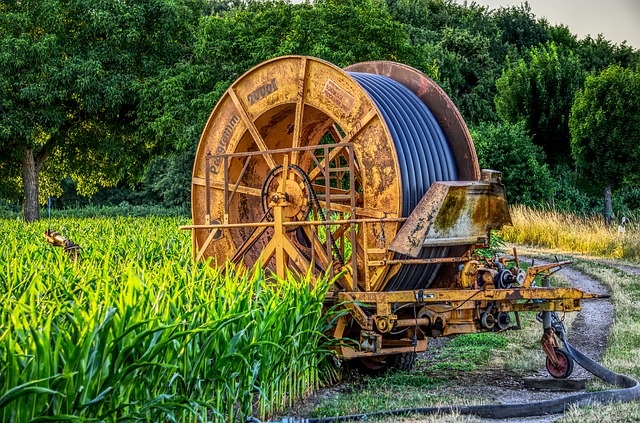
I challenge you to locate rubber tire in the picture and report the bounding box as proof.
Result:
[546,347,574,379]
[352,352,417,375]
[390,351,417,372]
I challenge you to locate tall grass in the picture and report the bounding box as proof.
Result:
[0,216,336,422]
[502,205,640,259]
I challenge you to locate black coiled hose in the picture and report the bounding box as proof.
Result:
[347,72,458,290]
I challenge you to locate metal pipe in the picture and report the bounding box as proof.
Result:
[542,276,552,329]
[394,318,430,328]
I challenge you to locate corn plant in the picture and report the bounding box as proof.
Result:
[0,216,337,422]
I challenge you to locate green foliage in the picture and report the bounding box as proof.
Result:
[492,3,551,49]
[3,0,640,215]
[613,186,640,217]
[471,122,554,205]
[549,164,600,214]
[495,42,584,162]
[569,65,640,192]
[0,0,207,219]
[576,35,640,76]
[387,0,504,123]
[429,332,509,372]
[0,216,337,421]
[476,230,506,259]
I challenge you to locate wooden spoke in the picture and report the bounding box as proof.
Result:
[302,225,332,270]
[291,58,308,167]
[307,145,346,182]
[310,184,356,196]
[193,177,262,197]
[317,201,391,219]
[340,148,362,181]
[228,88,277,169]
[329,124,343,142]
[195,227,220,262]
[307,109,376,182]
[231,225,269,265]
[229,156,253,204]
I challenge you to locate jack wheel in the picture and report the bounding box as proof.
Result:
[546,347,574,379]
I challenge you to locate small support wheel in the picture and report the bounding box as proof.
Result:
[546,347,574,379]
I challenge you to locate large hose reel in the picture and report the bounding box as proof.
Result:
[189,56,493,291]
[185,55,603,363]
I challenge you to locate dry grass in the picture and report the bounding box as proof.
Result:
[502,205,640,259]
[561,400,640,422]
[368,410,483,423]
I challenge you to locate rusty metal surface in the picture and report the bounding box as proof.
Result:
[191,56,483,292]
[191,56,402,285]
[187,56,606,361]
[44,229,80,261]
[388,171,512,258]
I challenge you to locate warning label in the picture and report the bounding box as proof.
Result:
[322,79,355,114]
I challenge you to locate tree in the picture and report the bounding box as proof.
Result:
[0,0,205,221]
[492,2,550,50]
[569,65,640,225]
[135,0,411,206]
[576,35,639,76]
[495,42,583,163]
[471,122,553,205]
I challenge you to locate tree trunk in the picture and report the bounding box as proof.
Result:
[22,148,40,222]
[603,184,612,227]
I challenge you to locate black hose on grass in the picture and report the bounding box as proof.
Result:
[249,326,640,422]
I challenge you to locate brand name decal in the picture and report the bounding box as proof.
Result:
[247,79,279,105]
[210,115,239,174]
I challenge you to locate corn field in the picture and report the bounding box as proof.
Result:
[0,216,338,422]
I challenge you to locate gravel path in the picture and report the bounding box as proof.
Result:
[475,258,613,423]
[423,255,637,423]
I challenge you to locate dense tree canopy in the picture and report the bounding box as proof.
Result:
[1,0,639,217]
[569,65,640,222]
[495,42,583,162]
[0,0,205,220]
[471,122,553,205]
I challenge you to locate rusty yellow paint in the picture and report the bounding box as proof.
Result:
[191,56,403,284]
[185,56,607,360]
[343,287,603,304]
[388,172,512,258]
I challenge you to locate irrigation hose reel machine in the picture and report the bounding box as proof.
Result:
[182,56,605,375]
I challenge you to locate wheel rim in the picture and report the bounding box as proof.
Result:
[192,56,402,283]
[360,355,389,371]
[547,349,571,378]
